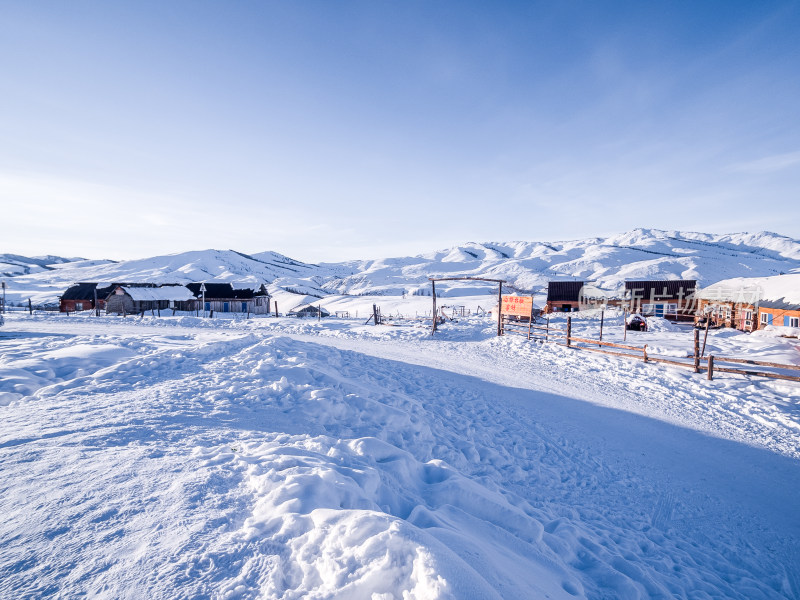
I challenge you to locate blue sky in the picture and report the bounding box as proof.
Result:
[2,1,799,262]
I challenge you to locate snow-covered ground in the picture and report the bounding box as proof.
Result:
[1,312,799,599]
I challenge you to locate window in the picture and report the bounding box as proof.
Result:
[75,302,83,311]
[790,317,800,328]
[642,303,655,315]
[761,312,769,325]
[667,303,678,314]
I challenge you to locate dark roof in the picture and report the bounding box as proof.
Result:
[291,305,331,316]
[185,282,266,300]
[61,282,117,301]
[759,299,800,311]
[625,280,696,298]
[547,281,585,302]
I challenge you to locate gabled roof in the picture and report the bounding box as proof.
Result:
[62,282,116,301]
[625,280,696,298]
[118,285,196,302]
[290,304,330,316]
[697,273,800,309]
[61,283,100,301]
[547,281,585,302]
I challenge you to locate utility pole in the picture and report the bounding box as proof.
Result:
[200,283,207,318]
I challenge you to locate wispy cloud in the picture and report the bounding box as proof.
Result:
[728,151,800,174]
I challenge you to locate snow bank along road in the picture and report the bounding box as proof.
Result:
[1,314,799,599]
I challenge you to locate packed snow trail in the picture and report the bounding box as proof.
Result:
[1,315,799,598]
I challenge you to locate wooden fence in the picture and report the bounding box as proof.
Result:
[504,315,800,385]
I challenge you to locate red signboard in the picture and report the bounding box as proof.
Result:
[501,295,533,317]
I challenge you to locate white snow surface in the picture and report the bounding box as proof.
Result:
[1,311,799,599]
[121,286,198,302]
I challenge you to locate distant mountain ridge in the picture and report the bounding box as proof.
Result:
[0,254,83,277]
[2,229,799,305]
[320,229,800,296]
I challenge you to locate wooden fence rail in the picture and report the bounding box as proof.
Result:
[712,356,800,371]
[501,315,800,385]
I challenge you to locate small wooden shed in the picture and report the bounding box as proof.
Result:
[60,283,115,312]
[289,304,330,318]
[184,282,271,314]
[105,285,196,315]
[624,280,696,321]
[545,281,585,313]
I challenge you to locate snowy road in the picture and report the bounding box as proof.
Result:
[1,314,799,599]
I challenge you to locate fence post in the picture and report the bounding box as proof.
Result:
[623,308,627,342]
[274,302,278,318]
[643,344,648,362]
[431,280,437,334]
[701,317,710,358]
[566,316,572,347]
[497,282,503,337]
[693,328,700,373]
[707,355,714,380]
[373,304,379,326]
[599,309,604,345]
[545,314,550,342]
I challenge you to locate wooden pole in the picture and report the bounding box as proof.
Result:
[28,298,32,315]
[545,314,550,342]
[274,301,279,318]
[701,317,710,358]
[527,298,533,340]
[566,316,572,347]
[623,308,628,342]
[318,304,321,322]
[599,309,604,345]
[643,344,648,362]
[373,304,379,326]
[693,328,700,373]
[707,355,714,380]
[431,280,437,334]
[94,288,99,317]
[497,282,503,337]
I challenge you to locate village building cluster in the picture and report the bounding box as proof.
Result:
[543,274,800,334]
[55,273,800,335]
[59,282,273,316]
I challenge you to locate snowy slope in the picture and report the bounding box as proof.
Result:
[0,254,83,277]
[321,229,800,296]
[3,230,800,306]
[0,250,329,306]
[1,313,798,598]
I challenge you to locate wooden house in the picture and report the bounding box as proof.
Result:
[696,274,800,332]
[695,279,761,331]
[105,285,196,315]
[184,283,271,315]
[545,281,585,313]
[289,304,330,318]
[60,283,115,312]
[624,279,696,321]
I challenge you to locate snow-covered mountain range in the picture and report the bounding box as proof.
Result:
[3,229,800,305]
[0,254,84,277]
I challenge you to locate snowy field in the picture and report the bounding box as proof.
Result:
[1,312,799,599]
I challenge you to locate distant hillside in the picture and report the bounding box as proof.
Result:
[320,230,800,296]
[2,230,799,305]
[0,254,83,277]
